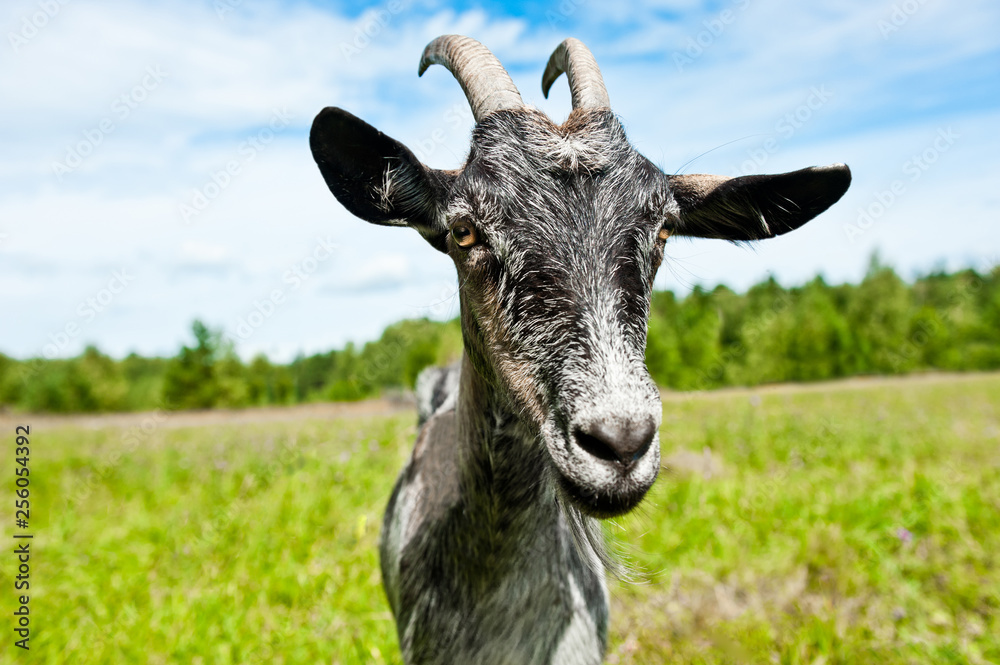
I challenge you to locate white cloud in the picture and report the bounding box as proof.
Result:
[179,240,229,262]
[0,0,997,360]
[323,253,413,294]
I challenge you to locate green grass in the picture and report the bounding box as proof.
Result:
[7,374,999,663]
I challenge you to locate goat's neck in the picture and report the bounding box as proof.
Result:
[449,355,605,577]
[453,355,555,526]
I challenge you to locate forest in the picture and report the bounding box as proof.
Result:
[3,260,998,413]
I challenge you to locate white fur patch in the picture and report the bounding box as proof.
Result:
[382,469,426,611]
[552,573,602,665]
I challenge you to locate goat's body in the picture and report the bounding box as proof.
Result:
[380,359,608,664]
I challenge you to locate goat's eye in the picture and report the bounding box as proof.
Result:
[658,226,671,242]
[452,224,478,248]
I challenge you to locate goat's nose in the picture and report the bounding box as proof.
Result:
[572,417,657,467]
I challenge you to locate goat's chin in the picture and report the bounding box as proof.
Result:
[556,472,654,518]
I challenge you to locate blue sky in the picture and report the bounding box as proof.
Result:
[1,0,998,361]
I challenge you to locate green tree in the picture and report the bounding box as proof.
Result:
[246,355,293,405]
[161,321,245,409]
[76,345,129,410]
[785,278,853,381]
[846,257,912,373]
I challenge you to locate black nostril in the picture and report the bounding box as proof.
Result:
[573,428,621,463]
[572,418,656,467]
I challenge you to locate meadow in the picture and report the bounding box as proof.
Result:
[6,372,999,664]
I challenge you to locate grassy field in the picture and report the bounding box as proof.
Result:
[4,373,999,664]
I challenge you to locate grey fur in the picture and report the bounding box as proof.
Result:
[379,107,663,664]
[309,35,850,665]
[415,362,460,426]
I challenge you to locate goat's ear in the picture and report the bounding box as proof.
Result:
[310,107,453,252]
[666,164,851,241]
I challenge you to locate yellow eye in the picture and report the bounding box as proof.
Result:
[658,226,671,241]
[452,224,478,248]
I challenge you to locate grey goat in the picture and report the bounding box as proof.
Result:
[310,34,850,665]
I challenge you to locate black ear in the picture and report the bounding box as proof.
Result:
[310,107,453,252]
[667,164,851,241]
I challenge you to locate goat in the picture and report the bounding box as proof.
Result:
[310,35,850,665]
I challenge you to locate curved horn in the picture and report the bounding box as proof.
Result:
[541,38,610,110]
[418,35,524,123]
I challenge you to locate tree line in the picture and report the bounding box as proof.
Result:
[2,261,998,413]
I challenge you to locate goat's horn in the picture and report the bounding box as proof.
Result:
[419,35,524,123]
[541,38,610,110]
